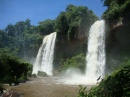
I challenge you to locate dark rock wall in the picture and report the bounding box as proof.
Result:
[105,18,130,74]
[53,36,87,71]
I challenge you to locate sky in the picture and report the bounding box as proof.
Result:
[0,0,107,30]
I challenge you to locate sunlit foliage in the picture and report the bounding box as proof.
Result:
[102,0,130,23]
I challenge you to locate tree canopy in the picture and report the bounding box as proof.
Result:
[102,0,130,24]
[55,4,98,41]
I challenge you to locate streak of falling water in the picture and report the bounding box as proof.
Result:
[86,20,106,84]
[32,32,57,76]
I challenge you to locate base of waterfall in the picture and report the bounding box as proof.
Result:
[57,68,100,85]
[10,77,93,97]
[60,75,97,85]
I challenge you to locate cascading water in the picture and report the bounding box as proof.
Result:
[86,20,106,84]
[32,32,57,76]
[60,20,106,85]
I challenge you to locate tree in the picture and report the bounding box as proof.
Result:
[25,19,31,30]
[38,19,55,35]
[59,53,86,71]
[0,49,32,84]
[101,0,130,23]
[0,30,9,48]
[55,12,69,40]
[5,24,15,36]
[55,4,98,41]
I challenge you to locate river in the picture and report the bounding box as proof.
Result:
[9,77,92,97]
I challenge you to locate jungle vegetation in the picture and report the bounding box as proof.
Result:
[0,4,97,86]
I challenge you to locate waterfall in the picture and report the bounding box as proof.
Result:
[86,20,105,83]
[32,32,57,76]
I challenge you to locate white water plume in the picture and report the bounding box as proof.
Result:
[86,20,106,84]
[58,68,87,85]
[32,32,57,76]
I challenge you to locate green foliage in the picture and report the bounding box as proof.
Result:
[18,75,26,83]
[5,24,16,36]
[55,4,98,41]
[113,57,130,71]
[102,0,130,23]
[27,71,32,77]
[55,12,69,40]
[0,49,32,84]
[31,74,37,78]
[0,30,9,48]
[37,71,48,77]
[59,53,86,72]
[20,31,42,56]
[78,85,88,97]
[0,19,43,58]
[76,65,130,97]
[106,48,130,72]
[38,19,55,35]
[79,65,130,97]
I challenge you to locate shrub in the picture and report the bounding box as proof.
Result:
[31,74,37,78]
[37,71,48,77]
[18,75,26,83]
[78,65,130,97]
[76,65,130,97]
[27,71,32,77]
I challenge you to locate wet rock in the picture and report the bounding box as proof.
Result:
[2,91,20,97]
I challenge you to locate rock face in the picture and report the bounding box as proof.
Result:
[106,11,130,48]
[105,18,130,73]
[107,24,130,47]
[53,36,87,71]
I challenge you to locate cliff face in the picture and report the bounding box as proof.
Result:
[106,22,130,48]
[53,35,88,70]
[105,17,130,73]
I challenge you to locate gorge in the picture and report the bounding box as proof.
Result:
[32,20,106,85]
[1,1,130,96]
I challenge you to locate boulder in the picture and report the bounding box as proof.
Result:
[2,91,20,97]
